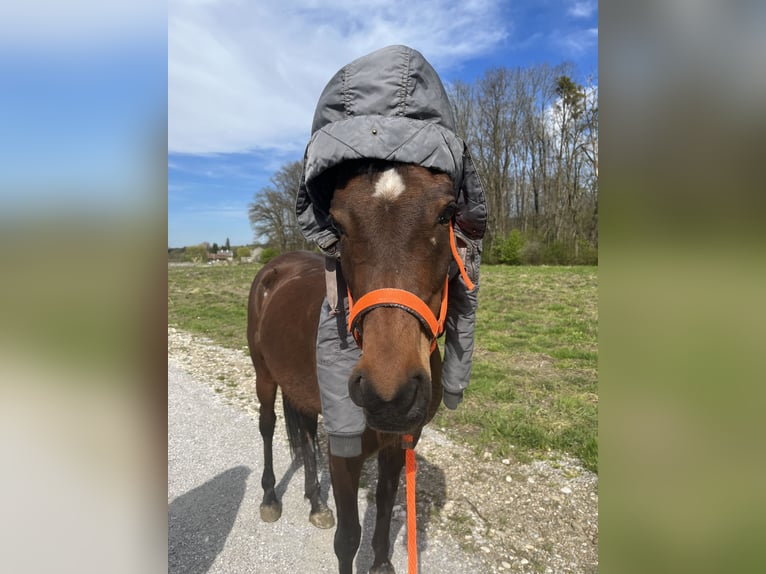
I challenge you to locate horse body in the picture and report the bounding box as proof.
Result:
[248,252,324,414]
[248,162,453,573]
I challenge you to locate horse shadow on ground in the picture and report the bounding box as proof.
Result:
[355,453,447,573]
[274,455,306,500]
[274,449,335,511]
[168,466,251,574]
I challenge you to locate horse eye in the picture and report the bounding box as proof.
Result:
[330,215,346,236]
[437,204,456,225]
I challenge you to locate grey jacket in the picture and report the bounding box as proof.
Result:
[295,44,487,256]
[296,45,486,457]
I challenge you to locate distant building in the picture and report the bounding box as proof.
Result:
[207,250,233,263]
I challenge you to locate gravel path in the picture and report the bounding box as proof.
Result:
[168,328,598,573]
[169,364,488,573]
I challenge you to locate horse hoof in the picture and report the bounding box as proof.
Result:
[259,501,282,522]
[369,562,396,574]
[309,506,335,529]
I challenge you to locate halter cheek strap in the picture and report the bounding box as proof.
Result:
[449,222,475,291]
[346,221,475,352]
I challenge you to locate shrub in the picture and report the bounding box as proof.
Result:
[573,239,598,265]
[519,240,543,265]
[497,229,525,265]
[482,238,499,264]
[487,234,597,266]
[260,247,279,264]
[168,248,187,262]
[542,241,570,265]
[184,244,208,263]
[236,246,251,260]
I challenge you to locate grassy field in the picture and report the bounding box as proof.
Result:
[434,265,598,472]
[168,263,256,351]
[168,261,598,472]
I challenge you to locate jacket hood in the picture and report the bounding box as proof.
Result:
[311,44,457,135]
[297,45,486,254]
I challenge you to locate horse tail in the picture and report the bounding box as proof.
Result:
[281,393,318,462]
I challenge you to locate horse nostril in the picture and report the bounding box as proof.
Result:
[348,367,430,422]
[348,372,365,407]
[349,370,387,410]
[401,369,429,410]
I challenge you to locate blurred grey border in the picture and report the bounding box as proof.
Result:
[601,2,766,573]
[1,1,765,573]
[0,2,168,573]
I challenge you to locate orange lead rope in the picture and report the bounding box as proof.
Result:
[402,434,418,574]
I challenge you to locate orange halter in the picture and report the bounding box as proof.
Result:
[347,221,475,353]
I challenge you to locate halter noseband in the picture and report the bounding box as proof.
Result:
[347,221,475,353]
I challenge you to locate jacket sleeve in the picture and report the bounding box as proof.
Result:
[455,145,487,240]
[295,167,341,257]
[441,260,480,407]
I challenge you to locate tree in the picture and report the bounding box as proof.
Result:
[248,161,309,253]
[235,246,251,260]
[184,244,208,263]
[473,67,515,249]
[211,242,219,254]
[225,237,231,252]
[260,247,279,264]
[448,62,598,264]
[580,77,599,248]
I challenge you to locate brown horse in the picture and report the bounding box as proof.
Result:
[247,160,458,574]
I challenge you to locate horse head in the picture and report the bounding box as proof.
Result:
[328,160,456,434]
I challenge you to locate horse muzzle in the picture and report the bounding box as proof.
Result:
[348,367,431,433]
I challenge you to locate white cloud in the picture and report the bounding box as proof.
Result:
[557,26,598,55]
[567,1,597,20]
[169,0,508,154]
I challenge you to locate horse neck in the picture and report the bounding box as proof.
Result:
[425,350,443,425]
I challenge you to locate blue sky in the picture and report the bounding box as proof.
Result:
[168,0,598,248]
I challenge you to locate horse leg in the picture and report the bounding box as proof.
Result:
[329,453,364,574]
[369,445,406,574]
[301,414,335,529]
[256,368,282,522]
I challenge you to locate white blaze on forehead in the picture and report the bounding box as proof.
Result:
[373,168,406,201]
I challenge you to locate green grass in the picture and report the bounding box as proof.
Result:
[433,265,598,472]
[168,261,598,472]
[167,262,261,351]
